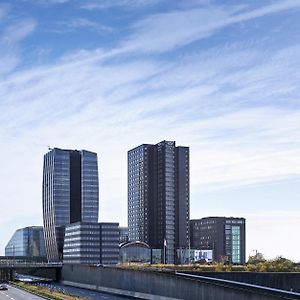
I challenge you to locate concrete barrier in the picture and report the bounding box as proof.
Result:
[61,265,300,300]
[184,271,300,293]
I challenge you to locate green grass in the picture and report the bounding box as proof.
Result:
[14,282,85,300]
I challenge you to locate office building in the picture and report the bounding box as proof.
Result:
[5,226,46,258]
[63,222,119,265]
[190,217,246,264]
[119,241,151,263]
[119,226,129,243]
[128,140,189,264]
[42,148,99,262]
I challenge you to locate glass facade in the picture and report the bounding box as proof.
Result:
[5,226,46,258]
[231,226,241,264]
[81,151,99,223]
[119,241,151,263]
[157,141,176,264]
[119,226,129,243]
[63,222,119,265]
[42,148,99,262]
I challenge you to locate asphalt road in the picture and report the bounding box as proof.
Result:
[0,285,44,300]
[39,282,133,299]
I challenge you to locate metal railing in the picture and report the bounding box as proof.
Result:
[0,260,62,268]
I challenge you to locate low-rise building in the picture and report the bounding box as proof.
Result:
[190,217,246,264]
[5,226,46,258]
[119,241,151,263]
[63,222,119,265]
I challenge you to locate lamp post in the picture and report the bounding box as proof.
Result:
[12,245,15,266]
[253,249,258,262]
[164,238,167,264]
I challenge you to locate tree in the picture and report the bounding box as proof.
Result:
[247,252,265,264]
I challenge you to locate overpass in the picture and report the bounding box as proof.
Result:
[0,259,62,282]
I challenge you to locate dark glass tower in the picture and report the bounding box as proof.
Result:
[128,141,189,264]
[42,148,99,262]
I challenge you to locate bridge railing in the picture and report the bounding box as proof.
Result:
[0,261,62,268]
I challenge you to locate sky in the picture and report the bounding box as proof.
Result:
[0,0,299,260]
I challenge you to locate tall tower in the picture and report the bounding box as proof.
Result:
[128,141,189,264]
[42,148,99,262]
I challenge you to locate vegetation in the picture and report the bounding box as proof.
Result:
[118,254,300,273]
[245,254,300,272]
[14,282,84,300]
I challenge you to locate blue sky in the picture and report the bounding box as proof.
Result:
[0,0,299,260]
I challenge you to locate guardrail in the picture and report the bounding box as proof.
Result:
[175,272,300,299]
[0,262,62,268]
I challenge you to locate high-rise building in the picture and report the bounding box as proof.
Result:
[119,226,129,244]
[42,148,99,262]
[5,226,46,258]
[190,217,246,264]
[63,222,119,265]
[128,140,189,264]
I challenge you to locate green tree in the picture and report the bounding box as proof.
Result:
[247,252,265,264]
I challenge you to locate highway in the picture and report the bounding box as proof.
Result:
[40,282,133,299]
[0,285,44,300]
[1,283,132,300]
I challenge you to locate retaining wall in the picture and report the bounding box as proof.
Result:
[61,265,300,300]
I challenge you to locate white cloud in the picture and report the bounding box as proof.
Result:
[53,18,113,34]
[0,18,36,75]
[120,0,300,53]
[0,4,9,21]
[80,0,163,10]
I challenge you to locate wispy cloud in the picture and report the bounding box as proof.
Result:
[0,4,10,21]
[0,18,36,75]
[1,42,299,197]
[120,0,300,53]
[80,0,164,10]
[53,18,113,34]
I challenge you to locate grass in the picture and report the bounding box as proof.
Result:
[14,282,85,300]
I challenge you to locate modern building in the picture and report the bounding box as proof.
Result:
[42,148,99,262]
[119,241,151,264]
[119,226,129,243]
[128,140,189,264]
[5,226,46,258]
[63,222,119,265]
[190,217,246,264]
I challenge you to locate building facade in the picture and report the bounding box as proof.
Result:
[42,148,99,262]
[119,241,151,264]
[5,226,46,258]
[128,140,189,264]
[190,217,246,264]
[63,222,119,265]
[119,226,129,243]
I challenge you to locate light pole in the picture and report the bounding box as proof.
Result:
[253,249,258,262]
[12,245,15,266]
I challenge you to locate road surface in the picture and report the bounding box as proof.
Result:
[0,285,44,300]
[37,282,133,299]
[0,283,132,300]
